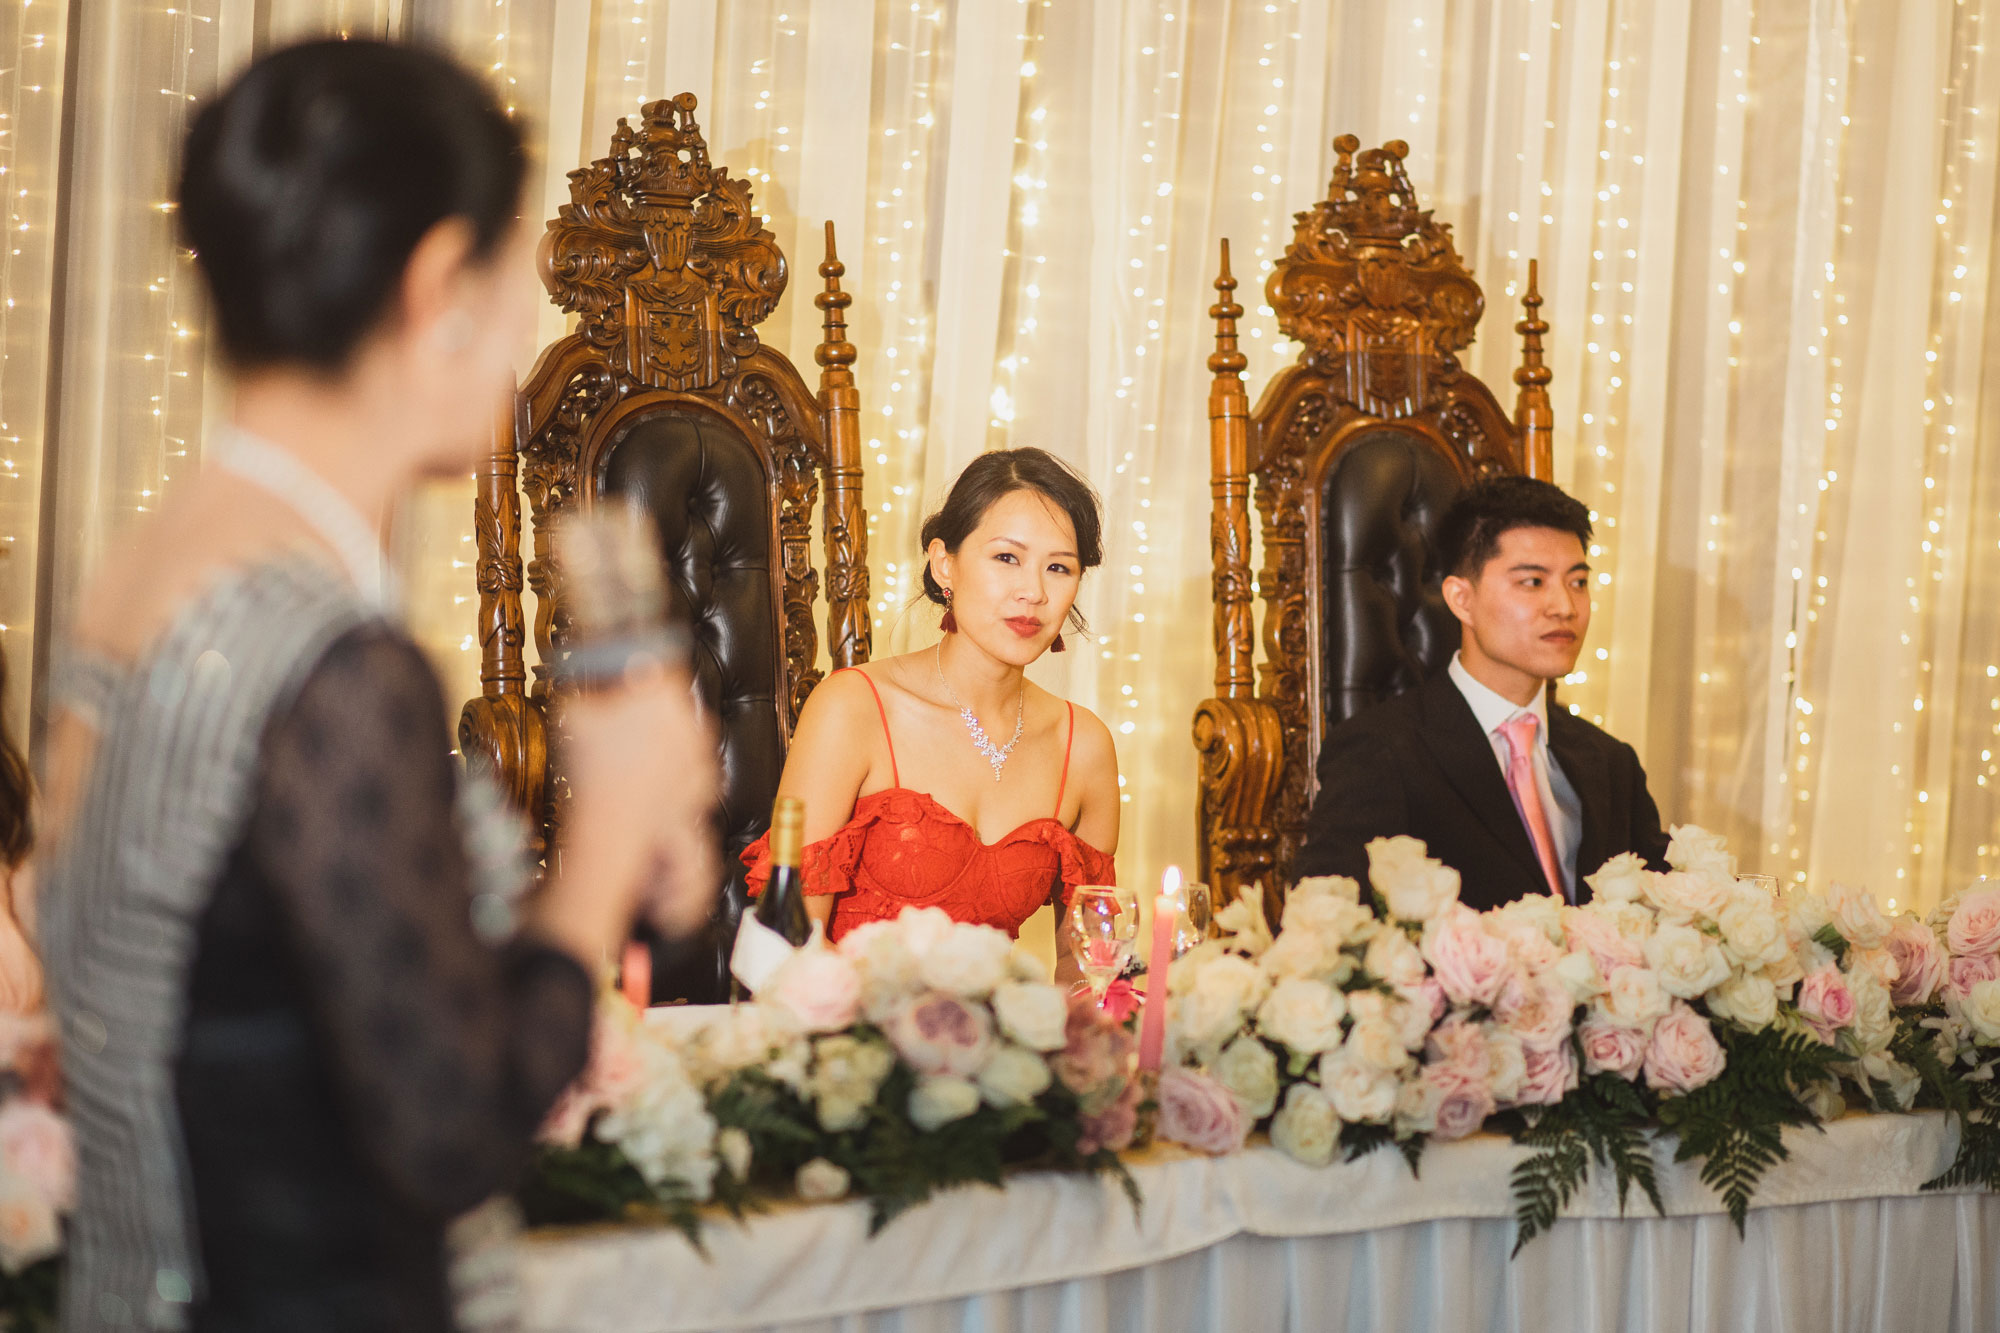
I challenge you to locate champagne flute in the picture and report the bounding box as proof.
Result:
[1069,886,1137,1004]
[1165,882,1214,961]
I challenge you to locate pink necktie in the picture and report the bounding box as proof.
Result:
[1499,713,1565,901]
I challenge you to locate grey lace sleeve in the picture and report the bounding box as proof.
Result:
[245,624,592,1219]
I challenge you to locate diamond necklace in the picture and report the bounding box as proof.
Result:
[935,639,1026,782]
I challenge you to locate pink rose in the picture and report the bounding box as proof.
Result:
[1052,990,1136,1113]
[1563,909,1646,975]
[0,1103,71,1212]
[1886,916,1949,1007]
[1578,1017,1647,1079]
[1797,964,1857,1044]
[1422,906,1517,1008]
[1099,979,1141,1025]
[1426,1066,1496,1141]
[1423,1016,1491,1093]
[1494,973,1577,1053]
[1514,1041,1579,1107]
[1398,978,1448,1030]
[766,949,863,1034]
[1076,1078,1142,1156]
[887,992,996,1076]
[1642,1002,1727,1094]
[1947,951,2000,1001]
[1156,1067,1249,1155]
[1948,887,2000,956]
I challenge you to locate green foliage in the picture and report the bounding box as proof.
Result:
[1508,1074,1662,1255]
[0,1257,58,1333]
[515,1139,703,1246]
[1655,1024,1840,1234]
[1811,923,1850,963]
[1339,1120,1424,1177]
[1922,1060,2000,1192]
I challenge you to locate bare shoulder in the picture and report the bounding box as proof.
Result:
[1062,699,1119,783]
[794,666,890,739]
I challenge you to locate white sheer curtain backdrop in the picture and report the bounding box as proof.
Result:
[5,1,1996,913]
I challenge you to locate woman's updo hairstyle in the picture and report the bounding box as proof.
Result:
[919,447,1103,634]
[178,39,527,373]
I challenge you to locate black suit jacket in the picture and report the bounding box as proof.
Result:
[1295,671,1671,913]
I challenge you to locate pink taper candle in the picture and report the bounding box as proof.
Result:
[1138,866,1181,1072]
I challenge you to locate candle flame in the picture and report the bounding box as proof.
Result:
[1161,864,1183,898]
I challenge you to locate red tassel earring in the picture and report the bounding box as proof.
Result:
[940,589,958,634]
[1050,632,1066,653]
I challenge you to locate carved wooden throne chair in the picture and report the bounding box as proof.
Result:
[460,94,871,1003]
[1193,136,1555,916]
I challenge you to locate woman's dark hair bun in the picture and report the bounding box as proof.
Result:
[178,39,526,372]
[919,448,1104,635]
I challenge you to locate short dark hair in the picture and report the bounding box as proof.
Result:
[920,448,1104,634]
[178,39,527,373]
[1438,475,1593,580]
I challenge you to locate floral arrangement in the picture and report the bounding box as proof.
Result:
[1156,825,2000,1248]
[526,906,1140,1238]
[0,1013,72,1331]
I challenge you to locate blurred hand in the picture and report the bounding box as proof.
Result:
[555,662,720,945]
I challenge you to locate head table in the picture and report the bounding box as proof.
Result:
[513,1106,1995,1333]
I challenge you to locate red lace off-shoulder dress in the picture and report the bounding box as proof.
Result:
[742,669,1117,942]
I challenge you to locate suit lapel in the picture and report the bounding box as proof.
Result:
[1417,674,1547,885]
[1549,709,1610,894]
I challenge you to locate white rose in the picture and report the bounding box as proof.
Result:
[1259,927,1338,983]
[1366,836,1462,922]
[1784,889,1834,943]
[1346,1016,1414,1073]
[1006,948,1049,983]
[1256,977,1347,1055]
[795,1156,851,1201]
[908,1074,982,1131]
[1644,923,1732,999]
[1798,1079,1846,1122]
[1598,900,1659,945]
[991,981,1070,1051]
[1645,871,1732,924]
[1176,954,1269,1052]
[809,1034,896,1132]
[1961,979,2000,1045]
[1585,852,1652,903]
[1597,965,1670,1030]
[1762,948,1805,991]
[1485,1027,1528,1103]
[1318,1047,1401,1123]
[978,1044,1054,1107]
[1393,1076,1444,1134]
[1826,881,1892,951]
[1705,972,1778,1031]
[1214,1035,1281,1118]
[1293,874,1363,904]
[919,922,1015,998]
[892,906,957,960]
[1364,928,1428,988]
[1492,893,1565,946]
[716,1127,752,1181]
[1284,894,1377,949]
[1552,949,1606,1002]
[1846,968,1896,1055]
[1847,947,1902,992]
[1270,1083,1341,1165]
[1389,986,1441,1051]
[837,922,923,1022]
[1665,824,1735,879]
[1717,894,1790,970]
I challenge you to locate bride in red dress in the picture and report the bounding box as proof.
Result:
[744,448,1119,960]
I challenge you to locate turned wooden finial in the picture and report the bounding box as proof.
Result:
[1208,239,1248,378]
[1514,258,1554,479]
[815,220,855,369]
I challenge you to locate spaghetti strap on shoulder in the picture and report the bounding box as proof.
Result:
[836,667,899,788]
[1054,701,1077,817]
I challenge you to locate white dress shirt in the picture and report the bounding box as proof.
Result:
[1447,652,1583,895]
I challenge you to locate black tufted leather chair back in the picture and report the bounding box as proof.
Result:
[599,410,787,1002]
[1317,428,1466,736]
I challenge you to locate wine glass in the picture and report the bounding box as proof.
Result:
[1069,886,1137,1004]
[1164,882,1214,961]
[1736,873,1780,899]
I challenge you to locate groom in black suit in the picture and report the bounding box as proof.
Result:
[1295,476,1670,912]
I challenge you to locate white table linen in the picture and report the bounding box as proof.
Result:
[517,1110,1998,1333]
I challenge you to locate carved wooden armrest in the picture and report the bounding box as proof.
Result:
[1192,695,1286,923]
[459,694,549,861]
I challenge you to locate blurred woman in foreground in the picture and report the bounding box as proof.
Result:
[40,40,717,1332]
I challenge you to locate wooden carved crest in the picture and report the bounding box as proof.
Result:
[542,93,788,392]
[1268,136,1486,419]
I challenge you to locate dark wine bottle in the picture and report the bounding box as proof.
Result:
[756,796,811,946]
[730,795,809,999]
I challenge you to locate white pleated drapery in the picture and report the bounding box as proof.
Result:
[3,2,1997,912]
